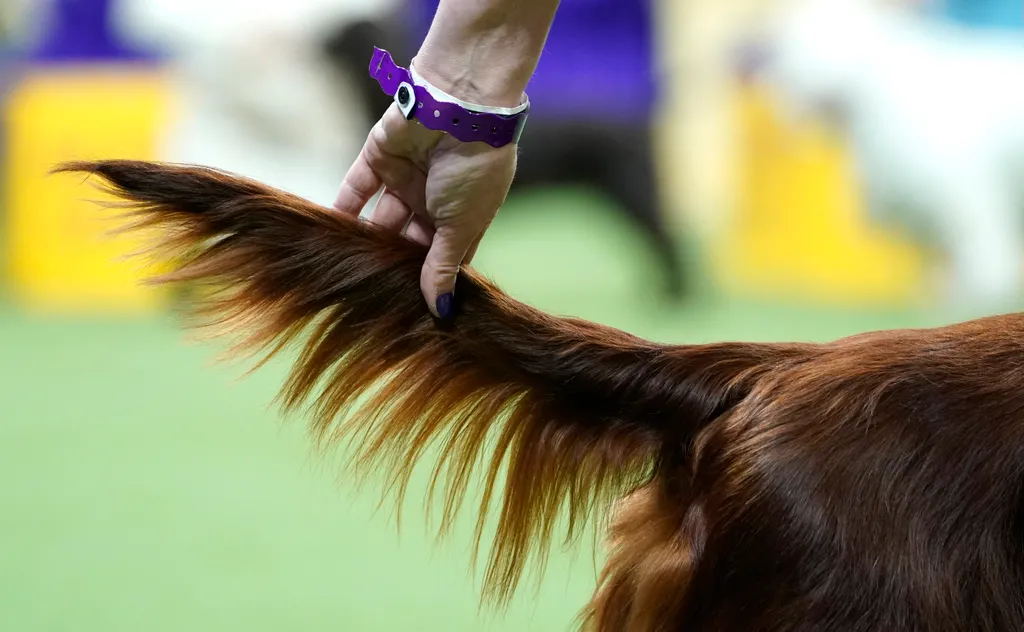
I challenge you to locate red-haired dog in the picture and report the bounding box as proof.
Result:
[60,160,1024,632]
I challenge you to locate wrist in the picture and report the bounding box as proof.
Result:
[412,40,531,109]
[409,63,529,116]
[413,0,558,108]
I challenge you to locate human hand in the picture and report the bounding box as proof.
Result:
[331,0,558,319]
[333,102,517,320]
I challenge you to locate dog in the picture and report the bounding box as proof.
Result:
[741,0,1024,306]
[59,159,1024,631]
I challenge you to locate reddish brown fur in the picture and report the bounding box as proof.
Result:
[56,160,1024,631]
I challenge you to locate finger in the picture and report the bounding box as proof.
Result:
[340,108,429,216]
[463,232,485,266]
[333,149,382,216]
[365,189,413,232]
[463,215,495,265]
[333,107,422,216]
[376,102,445,167]
[404,214,435,247]
[364,151,428,215]
[421,224,480,319]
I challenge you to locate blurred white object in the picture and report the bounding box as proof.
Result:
[747,0,1024,305]
[113,0,397,206]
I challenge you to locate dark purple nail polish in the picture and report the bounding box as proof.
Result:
[435,292,453,320]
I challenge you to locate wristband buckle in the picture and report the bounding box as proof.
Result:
[394,81,417,120]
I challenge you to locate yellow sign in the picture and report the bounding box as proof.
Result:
[3,66,170,313]
[712,84,927,305]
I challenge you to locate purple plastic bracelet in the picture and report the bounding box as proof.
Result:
[369,47,529,148]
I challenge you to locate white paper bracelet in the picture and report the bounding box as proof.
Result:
[409,61,530,117]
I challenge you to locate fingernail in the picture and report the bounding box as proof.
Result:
[435,292,453,320]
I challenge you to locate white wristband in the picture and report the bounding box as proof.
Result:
[409,60,530,117]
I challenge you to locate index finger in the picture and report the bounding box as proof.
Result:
[333,146,383,216]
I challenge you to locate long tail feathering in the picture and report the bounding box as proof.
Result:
[55,159,784,607]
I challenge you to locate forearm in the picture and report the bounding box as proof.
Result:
[413,0,560,107]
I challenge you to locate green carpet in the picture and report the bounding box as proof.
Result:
[0,190,986,631]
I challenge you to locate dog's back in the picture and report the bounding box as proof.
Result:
[659,318,1024,631]
[58,160,1024,631]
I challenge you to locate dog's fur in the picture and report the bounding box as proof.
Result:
[59,160,1024,631]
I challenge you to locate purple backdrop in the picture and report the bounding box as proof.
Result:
[27,0,155,62]
[409,0,659,122]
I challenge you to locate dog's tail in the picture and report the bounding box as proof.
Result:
[56,160,803,605]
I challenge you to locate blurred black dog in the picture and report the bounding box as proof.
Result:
[322,18,687,300]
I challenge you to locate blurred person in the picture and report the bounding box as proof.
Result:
[741,0,1024,307]
[333,0,686,319]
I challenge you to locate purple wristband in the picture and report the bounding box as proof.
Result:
[369,47,529,148]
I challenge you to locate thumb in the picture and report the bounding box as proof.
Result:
[421,224,479,320]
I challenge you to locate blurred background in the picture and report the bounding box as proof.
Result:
[2,0,1024,629]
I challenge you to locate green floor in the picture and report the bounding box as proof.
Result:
[0,191,990,631]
